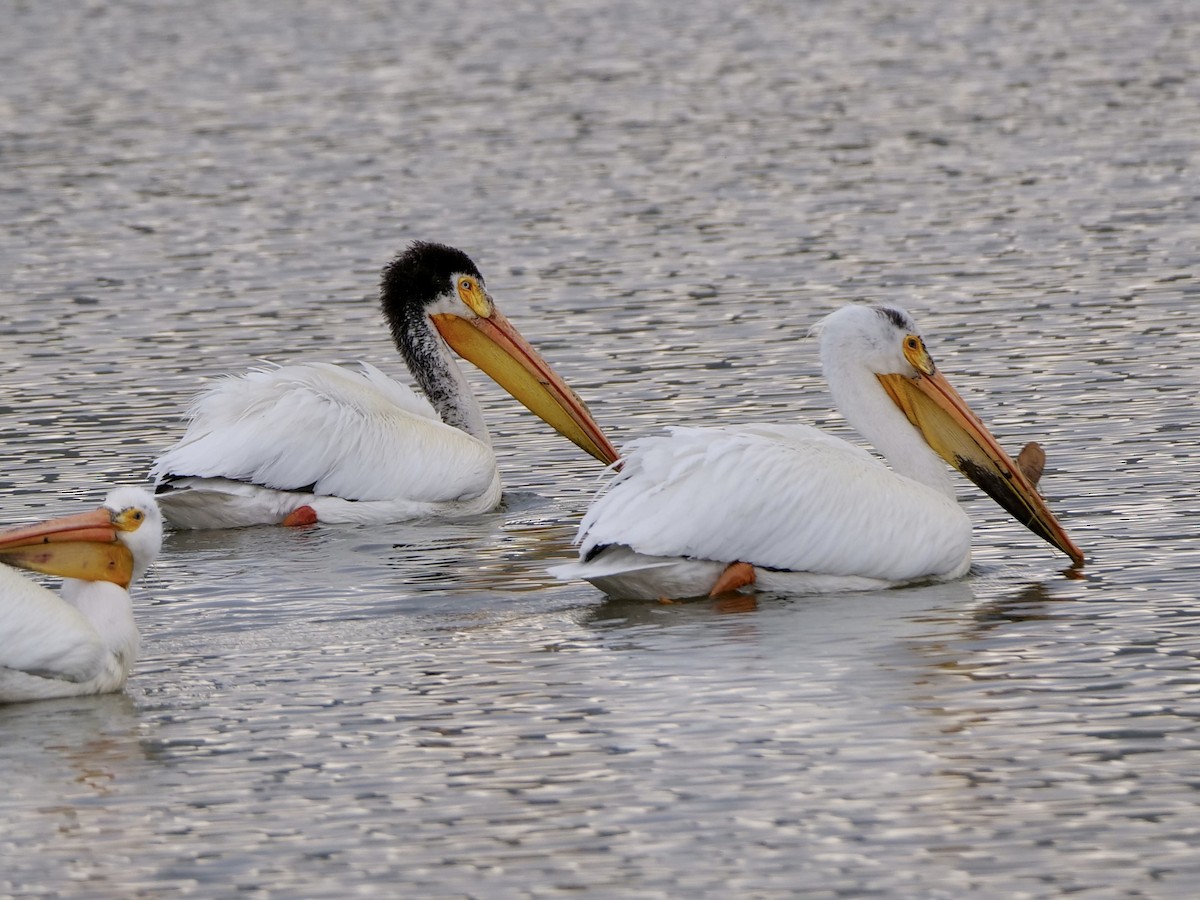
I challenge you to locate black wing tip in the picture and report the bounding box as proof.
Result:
[153,475,324,497]
[153,477,182,495]
[583,542,612,563]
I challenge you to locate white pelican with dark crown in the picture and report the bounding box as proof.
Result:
[0,487,162,703]
[151,242,619,529]
[553,304,1084,599]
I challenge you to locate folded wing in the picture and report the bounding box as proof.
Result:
[578,424,971,582]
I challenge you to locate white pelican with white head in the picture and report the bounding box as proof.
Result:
[151,242,619,529]
[0,487,162,703]
[553,304,1083,599]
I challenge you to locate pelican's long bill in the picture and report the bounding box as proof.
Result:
[0,506,134,587]
[877,335,1084,567]
[432,309,620,465]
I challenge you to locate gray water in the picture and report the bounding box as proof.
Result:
[3,0,1200,896]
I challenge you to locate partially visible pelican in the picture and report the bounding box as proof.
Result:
[150,242,619,529]
[553,304,1083,599]
[0,487,162,703]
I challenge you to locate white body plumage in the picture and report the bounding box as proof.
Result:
[150,362,501,529]
[555,423,972,598]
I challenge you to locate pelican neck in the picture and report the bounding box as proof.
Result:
[390,308,491,446]
[824,357,956,500]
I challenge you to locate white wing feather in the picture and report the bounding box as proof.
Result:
[577,424,970,581]
[151,363,496,504]
[0,565,105,683]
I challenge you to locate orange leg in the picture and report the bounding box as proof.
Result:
[281,505,318,527]
[709,561,756,596]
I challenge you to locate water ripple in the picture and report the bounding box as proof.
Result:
[2,0,1200,895]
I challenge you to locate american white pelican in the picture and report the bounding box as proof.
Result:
[150,242,619,529]
[553,304,1084,599]
[0,487,162,703]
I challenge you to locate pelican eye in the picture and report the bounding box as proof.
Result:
[456,276,493,315]
[114,507,146,531]
[902,334,936,375]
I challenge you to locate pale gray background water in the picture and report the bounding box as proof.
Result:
[2,0,1199,896]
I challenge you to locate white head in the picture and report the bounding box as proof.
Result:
[816,304,923,378]
[102,487,163,584]
[813,305,932,470]
[812,303,1084,566]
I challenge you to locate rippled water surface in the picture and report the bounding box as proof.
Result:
[3,0,1200,895]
